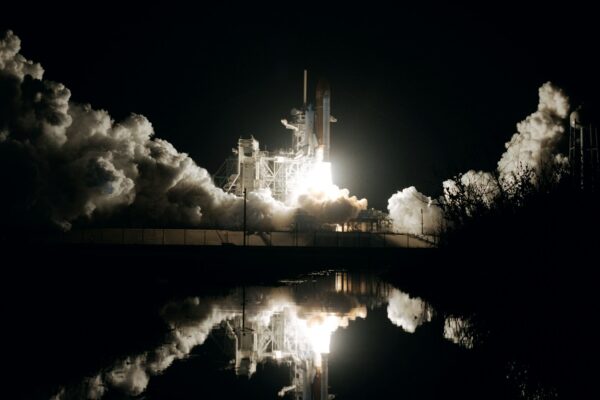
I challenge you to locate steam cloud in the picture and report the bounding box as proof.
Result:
[388,82,570,232]
[387,186,442,235]
[0,30,365,231]
[296,186,368,223]
[497,83,570,180]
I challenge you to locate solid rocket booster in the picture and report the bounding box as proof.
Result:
[315,79,331,161]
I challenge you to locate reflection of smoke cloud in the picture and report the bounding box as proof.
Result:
[278,385,296,397]
[50,293,244,399]
[386,288,432,332]
[50,284,373,399]
[443,317,475,349]
[50,375,104,400]
[0,31,364,230]
[387,186,442,234]
[50,275,437,400]
[106,357,149,396]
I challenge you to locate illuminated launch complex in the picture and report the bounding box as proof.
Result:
[215,71,337,203]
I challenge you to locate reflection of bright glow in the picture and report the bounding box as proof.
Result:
[287,307,367,367]
[304,314,339,354]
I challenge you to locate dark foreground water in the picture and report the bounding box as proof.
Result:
[3,245,594,399]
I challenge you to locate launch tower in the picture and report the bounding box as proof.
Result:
[214,71,336,203]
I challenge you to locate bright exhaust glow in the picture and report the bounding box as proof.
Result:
[291,161,349,205]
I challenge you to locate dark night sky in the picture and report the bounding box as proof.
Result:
[2,3,598,209]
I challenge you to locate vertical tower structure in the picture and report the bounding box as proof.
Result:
[569,106,600,191]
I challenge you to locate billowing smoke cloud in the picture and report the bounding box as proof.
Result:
[497,82,569,181]
[386,288,432,332]
[442,169,501,215]
[387,186,442,234]
[296,186,368,224]
[388,82,569,229]
[0,31,364,230]
[0,31,43,79]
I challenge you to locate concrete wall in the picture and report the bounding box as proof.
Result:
[55,229,436,248]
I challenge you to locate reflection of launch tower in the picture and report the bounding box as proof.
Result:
[227,311,327,400]
[217,273,390,399]
[569,107,599,191]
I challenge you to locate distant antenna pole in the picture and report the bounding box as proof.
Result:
[242,286,246,333]
[303,69,307,106]
[243,188,247,246]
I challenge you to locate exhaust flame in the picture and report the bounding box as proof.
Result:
[293,161,335,200]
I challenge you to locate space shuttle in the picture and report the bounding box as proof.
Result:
[281,70,336,161]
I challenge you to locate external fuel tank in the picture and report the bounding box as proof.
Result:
[315,79,331,161]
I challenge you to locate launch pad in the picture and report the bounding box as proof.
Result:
[214,71,336,204]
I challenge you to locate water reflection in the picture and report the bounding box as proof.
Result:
[52,272,468,400]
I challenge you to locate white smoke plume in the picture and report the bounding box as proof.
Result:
[0,31,43,79]
[442,169,501,215]
[0,30,365,230]
[296,186,368,224]
[386,288,432,332]
[388,82,569,228]
[497,82,569,182]
[387,186,442,234]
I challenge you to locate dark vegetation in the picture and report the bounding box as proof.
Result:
[386,166,599,399]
